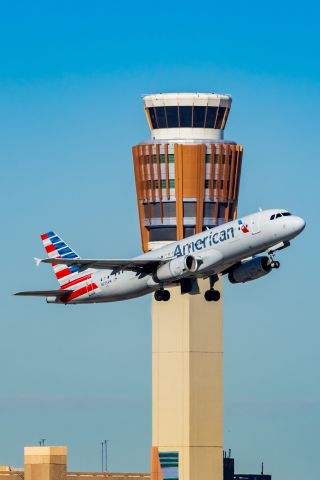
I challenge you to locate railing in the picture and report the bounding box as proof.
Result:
[0,473,150,480]
[67,474,150,479]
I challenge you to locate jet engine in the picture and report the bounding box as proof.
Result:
[228,256,272,284]
[155,255,199,283]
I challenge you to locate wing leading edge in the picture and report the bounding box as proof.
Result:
[40,257,164,272]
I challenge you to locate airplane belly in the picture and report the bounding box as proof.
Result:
[99,272,153,302]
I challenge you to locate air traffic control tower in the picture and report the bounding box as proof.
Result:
[132,93,244,480]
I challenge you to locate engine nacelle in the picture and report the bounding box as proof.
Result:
[228,256,272,284]
[155,255,199,283]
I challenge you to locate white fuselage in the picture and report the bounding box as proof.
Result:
[63,209,305,304]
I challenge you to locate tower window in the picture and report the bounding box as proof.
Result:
[205,107,218,128]
[179,106,192,127]
[147,105,229,130]
[166,106,179,127]
[155,107,167,128]
[193,106,206,128]
[215,107,226,129]
[148,107,158,128]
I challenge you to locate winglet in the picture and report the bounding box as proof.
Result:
[34,257,42,267]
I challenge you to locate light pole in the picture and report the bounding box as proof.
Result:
[104,440,109,472]
[101,441,104,472]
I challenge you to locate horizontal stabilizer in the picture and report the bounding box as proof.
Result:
[14,289,73,297]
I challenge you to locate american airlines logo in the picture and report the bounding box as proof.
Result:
[174,226,235,257]
[238,219,250,233]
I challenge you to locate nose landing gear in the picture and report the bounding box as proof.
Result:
[154,289,171,302]
[270,260,280,269]
[268,252,280,269]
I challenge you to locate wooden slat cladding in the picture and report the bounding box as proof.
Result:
[181,145,201,198]
[209,144,215,201]
[228,145,237,202]
[164,144,170,200]
[142,145,150,203]
[214,144,223,220]
[155,144,163,222]
[174,144,184,240]
[175,144,206,237]
[233,147,243,212]
[222,143,230,202]
[132,146,149,252]
[148,144,156,203]
[225,145,236,221]
[195,144,206,233]
[132,142,244,251]
[150,447,163,480]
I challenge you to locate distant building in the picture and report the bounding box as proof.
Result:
[223,455,235,480]
[234,476,271,480]
[223,451,271,480]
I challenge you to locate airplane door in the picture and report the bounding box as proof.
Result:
[251,215,261,235]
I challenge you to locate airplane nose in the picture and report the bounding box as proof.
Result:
[292,216,306,234]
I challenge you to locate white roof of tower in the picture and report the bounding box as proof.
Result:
[143,92,231,108]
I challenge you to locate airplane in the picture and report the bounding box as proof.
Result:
[15,209,305,304]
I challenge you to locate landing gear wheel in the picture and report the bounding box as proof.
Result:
[162,290,170,301]
[212,290,221,301]
[271,260,280,269]
[204,289,221,302]
[154,290,162,301]
[154,289,171,302]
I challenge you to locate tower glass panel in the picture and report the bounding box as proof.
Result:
[179,106,193,127]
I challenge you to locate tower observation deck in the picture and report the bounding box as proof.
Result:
[132,92,243,252]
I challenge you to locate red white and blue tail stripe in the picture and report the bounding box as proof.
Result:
[40,231,82,286]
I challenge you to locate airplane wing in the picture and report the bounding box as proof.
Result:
[40,257,163,272]
[15,289,73,297]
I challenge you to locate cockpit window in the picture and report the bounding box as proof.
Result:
[270,212,291,220]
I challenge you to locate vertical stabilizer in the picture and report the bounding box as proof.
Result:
[40,231,81,286]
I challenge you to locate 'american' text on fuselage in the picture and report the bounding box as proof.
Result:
[174,227,235,257]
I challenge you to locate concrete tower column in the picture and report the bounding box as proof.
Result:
[151,278,223,480]
[132,92,244,480]
[24,446,67,480]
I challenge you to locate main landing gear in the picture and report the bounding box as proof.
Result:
[204,274,221,302]
[154,289,171,302]
[204,289,221,302]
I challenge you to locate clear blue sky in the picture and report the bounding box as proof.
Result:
[0,1,319,478]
